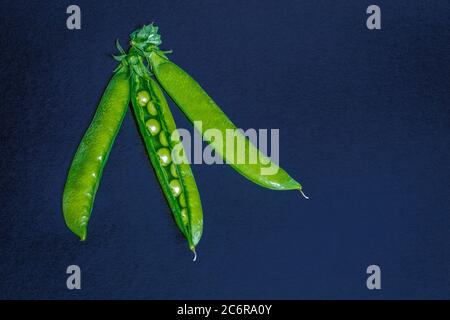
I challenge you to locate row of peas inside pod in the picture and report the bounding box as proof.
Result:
[135,89,188,216]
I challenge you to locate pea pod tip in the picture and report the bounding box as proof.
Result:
[76,228,87,241]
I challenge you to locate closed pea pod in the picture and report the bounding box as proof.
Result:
[63,65,130,240]
[147,51,306,194]
[129,65,203,255]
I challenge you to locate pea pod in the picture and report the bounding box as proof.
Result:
[146,51,304,193]
[63,65,130,240]
[129,66,203,254]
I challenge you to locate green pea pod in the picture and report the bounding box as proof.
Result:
[63,65,130,240]
[130,70,203,254]
[147,51,305,193]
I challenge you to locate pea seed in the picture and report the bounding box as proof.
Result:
[146,101,158,116]
[170,130,180,142]
[157,148,171,166]
[180,208,188,224]
[136,90,150,107]
[170,163,178,177]
[159,131,169,146]
[145,119,161,136]
[169,179,182,197]
[179,193,186,207]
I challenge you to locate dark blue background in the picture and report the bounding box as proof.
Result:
[1,0,449,299]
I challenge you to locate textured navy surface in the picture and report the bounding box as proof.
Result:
[0,0,449,299]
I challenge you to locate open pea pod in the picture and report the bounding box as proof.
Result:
[129,66,203,255]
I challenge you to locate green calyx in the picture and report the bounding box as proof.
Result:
[113,23,166,67]
[112,39,151,78]
[129,24,172,63]
[130,23,162,52]
[112,23,168,76]
[109,24,172,77]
